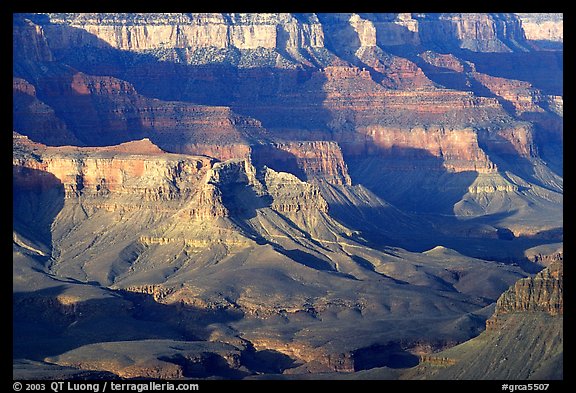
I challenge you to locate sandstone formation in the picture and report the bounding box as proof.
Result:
[515,13,563,44]
[252,141,352,185]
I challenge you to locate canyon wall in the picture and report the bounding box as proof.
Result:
[37,13,531,56]
[515,13,563,43]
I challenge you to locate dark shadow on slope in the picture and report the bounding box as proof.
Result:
[353,342,419,371]
[316,13,391,85]
[316,14,359,66]
[13,285,243,363]
[350,255,409,285]
[278,248,336,272]
[344,145,479,216]
[411,57,472,91]
[251,144,308,182]
[240,348,297,374]
[528,40,563,51]
[476,129,560,193]
[13,166,65,255]
[12,81,82,146]
[332,139,561,265]
[158,353,250,379]
[456,50,563,96]
[377,45,526,117]
[380,43,563,101]
[520,111,564,178]
[220,182,273,220]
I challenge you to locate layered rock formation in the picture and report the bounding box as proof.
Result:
[14,133,213,201]
[14,12,560,195]
[13,70,267,152]
[404,261,563,380]
[42,13,325,56]
[34,13,534,56]
[252,141,351,185]
[515,13,563,43]
[489,260,563,320]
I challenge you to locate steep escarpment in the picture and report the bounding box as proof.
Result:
[35,13,533,56]
[13,69,267,153]
[489,260,563,319]
[404,261,563,380]
[14,133,214,201]
[41,13,327,67]
[252,141,352,185]
[13,13,557,191]
[515,13,563,44]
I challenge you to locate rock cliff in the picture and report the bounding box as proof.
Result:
[14,133,213,201]
[404,261,563,380]
[489,260,563,320]
[252,141,352,185]
[515,13,563,44]
[13,69,267,151]
[13,12,555,190]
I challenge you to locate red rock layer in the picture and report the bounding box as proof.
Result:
[13,78,82,146]
[13,135,214,200]
[16,65,266,153]
[173,143,252,162]
[418,51,465,72]
[350,126,497,173]
[471,72,544,114]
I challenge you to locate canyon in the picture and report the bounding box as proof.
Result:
[13,13,562,380]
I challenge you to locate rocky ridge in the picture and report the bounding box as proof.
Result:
[404,260,563,380]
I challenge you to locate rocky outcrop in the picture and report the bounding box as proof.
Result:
[249,337,354,373]
[263,167,329,214]
[13,133,214,201]
[14,133,336,223]
[419,355,457,367]
[44,340,245,379]
[489,260,563,320]
[318,13,529,53]
[13,16,54,63]
[415,13,529,52]
[41,13,325,56]
[403,260,563,380]
[486,260,563,332]
[28,13,536,57]
[524,245,563,267]
[418,51,465,73]
[176,143,252,162]
[477,124,537,158]
[342,125,497,173]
